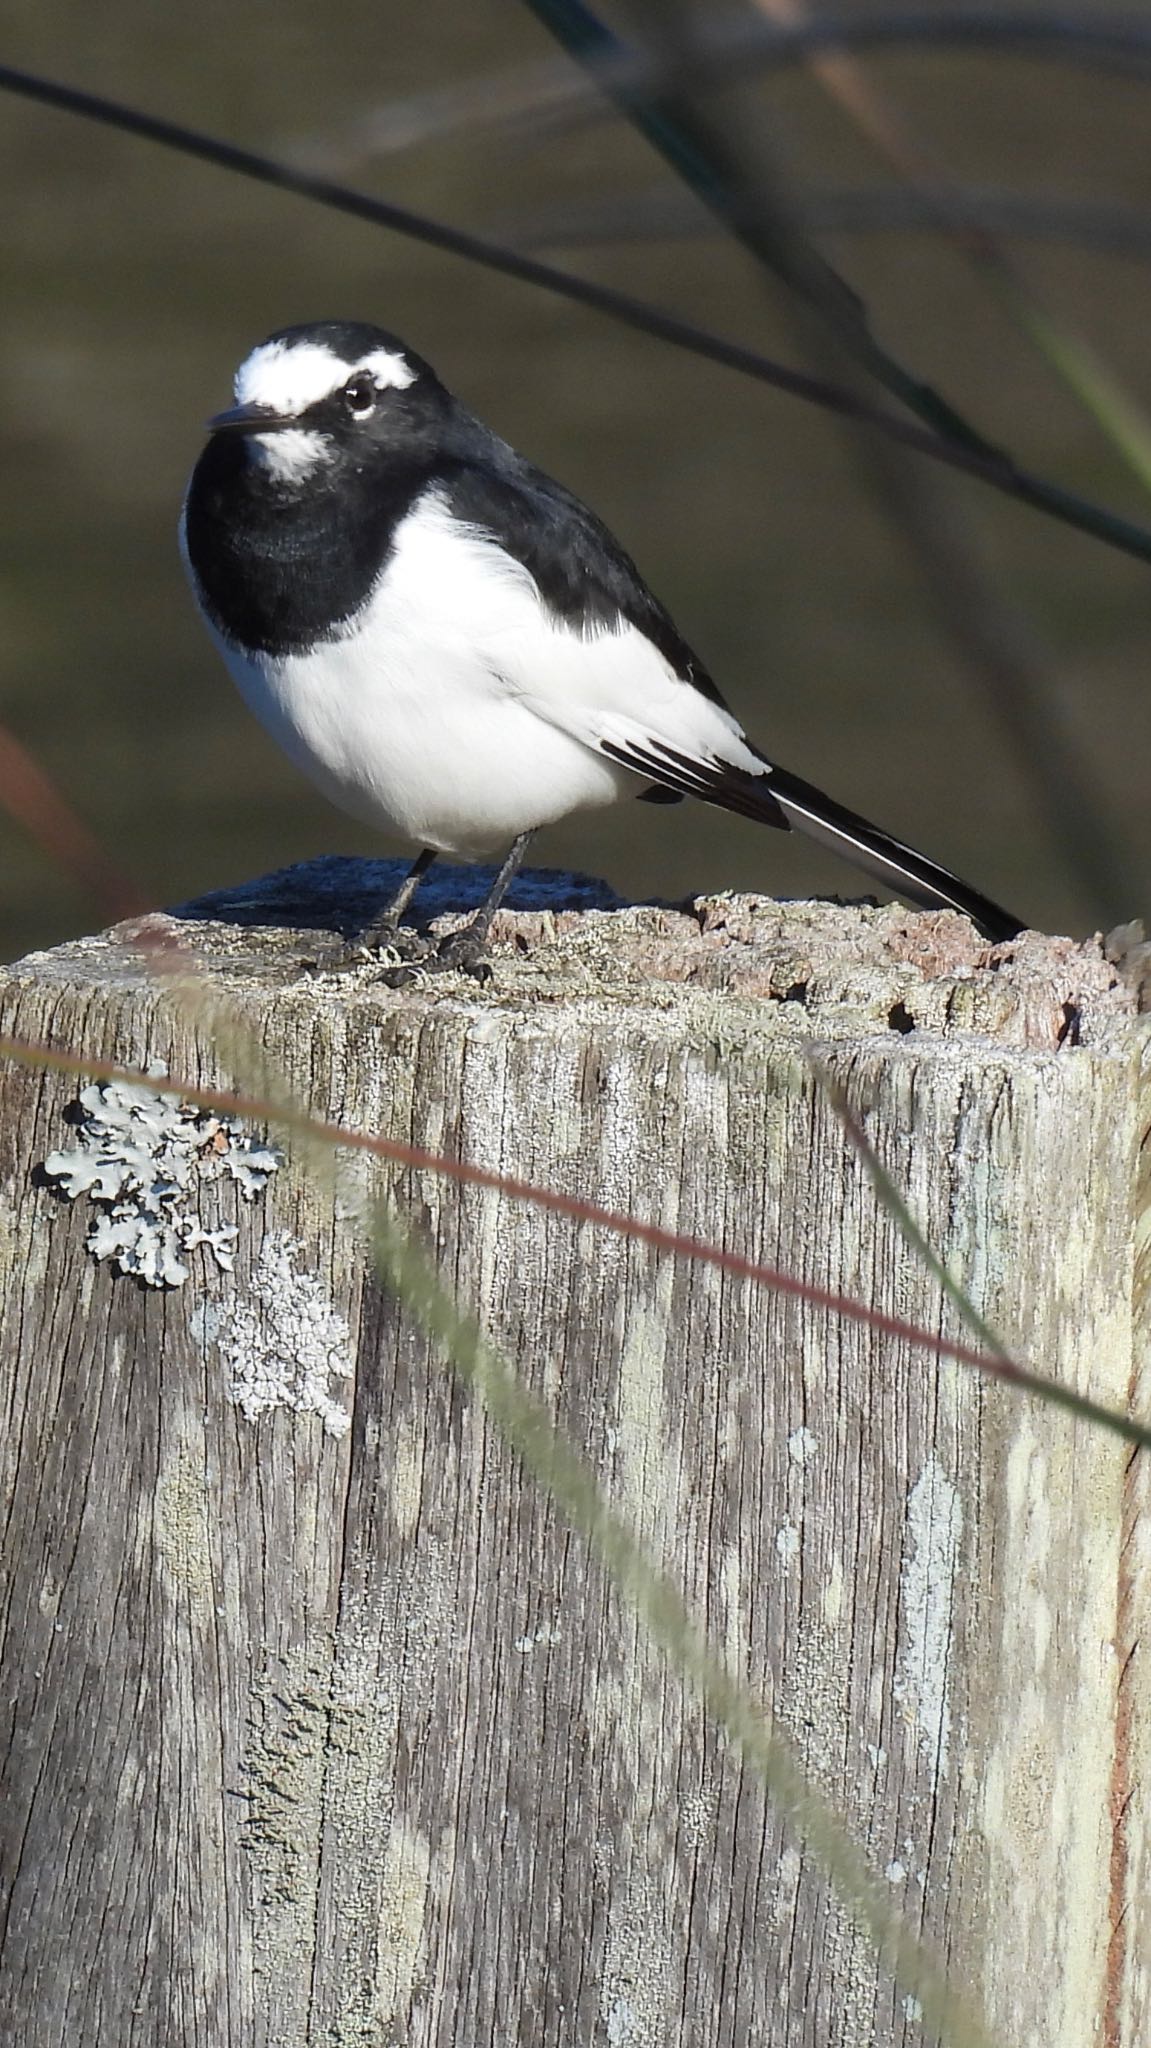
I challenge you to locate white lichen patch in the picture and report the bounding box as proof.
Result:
[372,1825,433,2032]
[894,1456,962,1775]
[512,1621,562,1654]
[154,1440,214,1607]
[820,1555,845,1629]
[219,1232,353,1436]
[42,1078,279,1288]
[770,1843,802,1928]
[598,1869,674,2046]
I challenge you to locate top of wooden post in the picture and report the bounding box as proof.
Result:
[5,854,1147,1059]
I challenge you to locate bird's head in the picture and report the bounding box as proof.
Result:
[204,320,448,486]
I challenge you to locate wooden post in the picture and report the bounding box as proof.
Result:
[1,859,1148,2048]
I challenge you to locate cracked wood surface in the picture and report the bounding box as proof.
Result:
[1,860,1149,2048]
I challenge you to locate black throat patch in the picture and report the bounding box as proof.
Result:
[183,433,436,657]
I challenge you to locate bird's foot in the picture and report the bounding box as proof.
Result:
[298,924,433,977]
[377,925,493,989]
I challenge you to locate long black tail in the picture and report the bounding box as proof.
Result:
[603,734,1024,942]
[766,763,1023,942]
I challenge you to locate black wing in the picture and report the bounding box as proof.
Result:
[441,446,1023,942]
[441,450,731,709]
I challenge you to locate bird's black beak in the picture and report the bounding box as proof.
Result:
[207,402,298,435]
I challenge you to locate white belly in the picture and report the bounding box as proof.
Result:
[214,628,631,858]
[187,491,756,859]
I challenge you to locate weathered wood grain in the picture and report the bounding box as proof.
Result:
[1,860,1148,2048]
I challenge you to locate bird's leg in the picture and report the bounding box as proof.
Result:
[356,846,439,956]
[381,831,536,986]
[437,830,535,970]
[302,847,438,972]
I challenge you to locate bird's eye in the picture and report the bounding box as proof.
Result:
[342,374,378,417]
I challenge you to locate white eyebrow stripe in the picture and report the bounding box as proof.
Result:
[358,347,417,392]
[234,339,416,416]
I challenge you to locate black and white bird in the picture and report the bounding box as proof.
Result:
[181,319,1023,974]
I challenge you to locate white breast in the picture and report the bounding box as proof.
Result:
[183,491,758,859]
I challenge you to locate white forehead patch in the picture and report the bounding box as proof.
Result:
[234,338,417,416]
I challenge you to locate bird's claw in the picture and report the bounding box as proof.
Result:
[297,924,433,977]
[299,923,493,987]
[433,931,493,981]
[377,932,493,987]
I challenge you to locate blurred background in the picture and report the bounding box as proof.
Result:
[2,0,1150,959]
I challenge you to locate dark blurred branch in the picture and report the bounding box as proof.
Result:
[495,185,1151,262]
[753,0,1151,500]
[4,61,1151,574]
[526,0,1000,455]
[746,0,1142,915]
[287,9,1151,170]
[525,0,1134,921]
[677,9,1151,80]
[815,187,1151,264]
